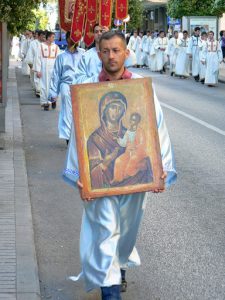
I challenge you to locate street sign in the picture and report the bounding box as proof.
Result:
[114,19,123,27]
[167,16,181,26]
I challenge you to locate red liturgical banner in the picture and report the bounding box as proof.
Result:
[83,0,97,46]
[115,0,128,20]
[70,0,87,43]
[99,0,113,27]
[59,0,128,46]
[83,21,95,47]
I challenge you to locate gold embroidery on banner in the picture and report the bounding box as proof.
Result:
[102,12,109,21]
[118,3,125,12]
[88,5,95,14]
[74,29,81,37]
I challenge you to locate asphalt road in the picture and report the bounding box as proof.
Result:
[17,67,225,300]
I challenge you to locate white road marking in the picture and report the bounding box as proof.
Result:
[161,102,225,137]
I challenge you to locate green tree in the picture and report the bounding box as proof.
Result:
[0,0,47,35]
[127,0,144,30]
[33,8,49,31]
[167,0,225,18]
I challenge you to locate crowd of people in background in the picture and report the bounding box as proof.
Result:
[10,25,225,135]
[126,27,225,87]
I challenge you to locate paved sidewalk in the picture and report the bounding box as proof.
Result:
[0,61,41,299]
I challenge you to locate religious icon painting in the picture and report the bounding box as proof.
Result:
[58,0,75,31]
[70,78,164,199]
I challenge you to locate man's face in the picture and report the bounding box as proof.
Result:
[195,30,200,36]
[67,36,76,47]
[174,32,178,39]
[39,34,45,42]
[159,32,164,38]
[48,34,55,43]
[106,101,124,124]
[201,34,207,40]
[94,26,108,44]
[183,32,188,39]
[133,31,137,37]
[208,32,214,40]
[99,36,129,74]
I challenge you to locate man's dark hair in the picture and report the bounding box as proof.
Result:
[66,31,71,40]
[201,31,207,36]
[38,30,45,36]
[194,27,200,31]
[183,30,188,34]
[208,30,214,35]
[93,23,100,32]
[159,30,165,35]
[174,31,178,34]
[99,31,127,50]
[46,31,55,40]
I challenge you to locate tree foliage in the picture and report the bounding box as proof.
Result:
[0,0,47,35]
[167,0,225,18]
[127,0,144,30]
[33,8,49,31]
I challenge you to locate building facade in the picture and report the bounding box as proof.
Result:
[142,0,168,32]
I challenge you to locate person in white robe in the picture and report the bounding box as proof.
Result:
[134,31,143,67]
[33,31,60,110]
[187,27,202,81]
[198,32,208,84]
[140,31,150,67]
[19,30,33,75]
[127,30,139,67]
[166,31,179,76]
[152,30,168,73]
[11,36,20,60]
[63,31,177,299]
[148,31,156,71]
[25,30,45,96]
[175,30,190,78]
[127,30,137,51]
[49,32,85,143]
[201,31,223,87]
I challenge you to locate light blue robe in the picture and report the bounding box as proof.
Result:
[75,47,102,84]
[63,73,177,291]
[49,48,85,140]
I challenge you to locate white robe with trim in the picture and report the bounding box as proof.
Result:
[33,42,60,105]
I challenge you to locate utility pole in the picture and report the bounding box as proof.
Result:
[0,22,8,149]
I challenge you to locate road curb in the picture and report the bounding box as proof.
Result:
[10,63,41,299]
